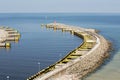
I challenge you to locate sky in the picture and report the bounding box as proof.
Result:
[0,0,120,13]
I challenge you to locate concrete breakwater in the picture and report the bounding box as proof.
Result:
[28,23,110,80]
[0,27,20,48]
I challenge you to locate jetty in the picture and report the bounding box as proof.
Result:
[0,27,21,48]
[27,23,110,80]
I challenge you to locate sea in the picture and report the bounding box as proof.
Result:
[0,13,120,80]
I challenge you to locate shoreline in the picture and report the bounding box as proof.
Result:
[28,23,111,80]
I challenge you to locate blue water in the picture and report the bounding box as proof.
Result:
[0,13,120,80]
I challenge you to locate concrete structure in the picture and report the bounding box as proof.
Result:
[28,23,110,80]
[0,27,21,48]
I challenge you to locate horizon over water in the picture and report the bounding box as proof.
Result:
[0,13,120,80]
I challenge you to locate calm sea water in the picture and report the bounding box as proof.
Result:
[0,13,120,80]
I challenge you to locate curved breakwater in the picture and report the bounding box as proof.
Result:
[27,23,111,80]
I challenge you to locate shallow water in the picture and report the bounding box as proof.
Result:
[83,26,120,80]
[0,13,120,80]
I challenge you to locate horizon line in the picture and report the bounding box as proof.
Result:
[0,12,120,14]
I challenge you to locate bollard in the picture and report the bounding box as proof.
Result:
[53,26,57,31]
[62,28,65,32]
[5,42,11,48]
[0,43,11,48]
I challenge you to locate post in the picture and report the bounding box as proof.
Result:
[71,30,74,35]
[6,76,9,80]
[38,62,40,71]
[54,21,57,31]
[59,54,62,60]
[62,28,64,32]
[59,54,62,78]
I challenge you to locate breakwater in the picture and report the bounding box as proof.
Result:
[0,27,20,48]
[27,23,110,80]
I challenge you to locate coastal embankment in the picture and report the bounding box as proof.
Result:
[28,23,111,80]
[0,27,20,48]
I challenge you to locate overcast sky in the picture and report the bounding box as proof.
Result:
[0,0,120,13]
